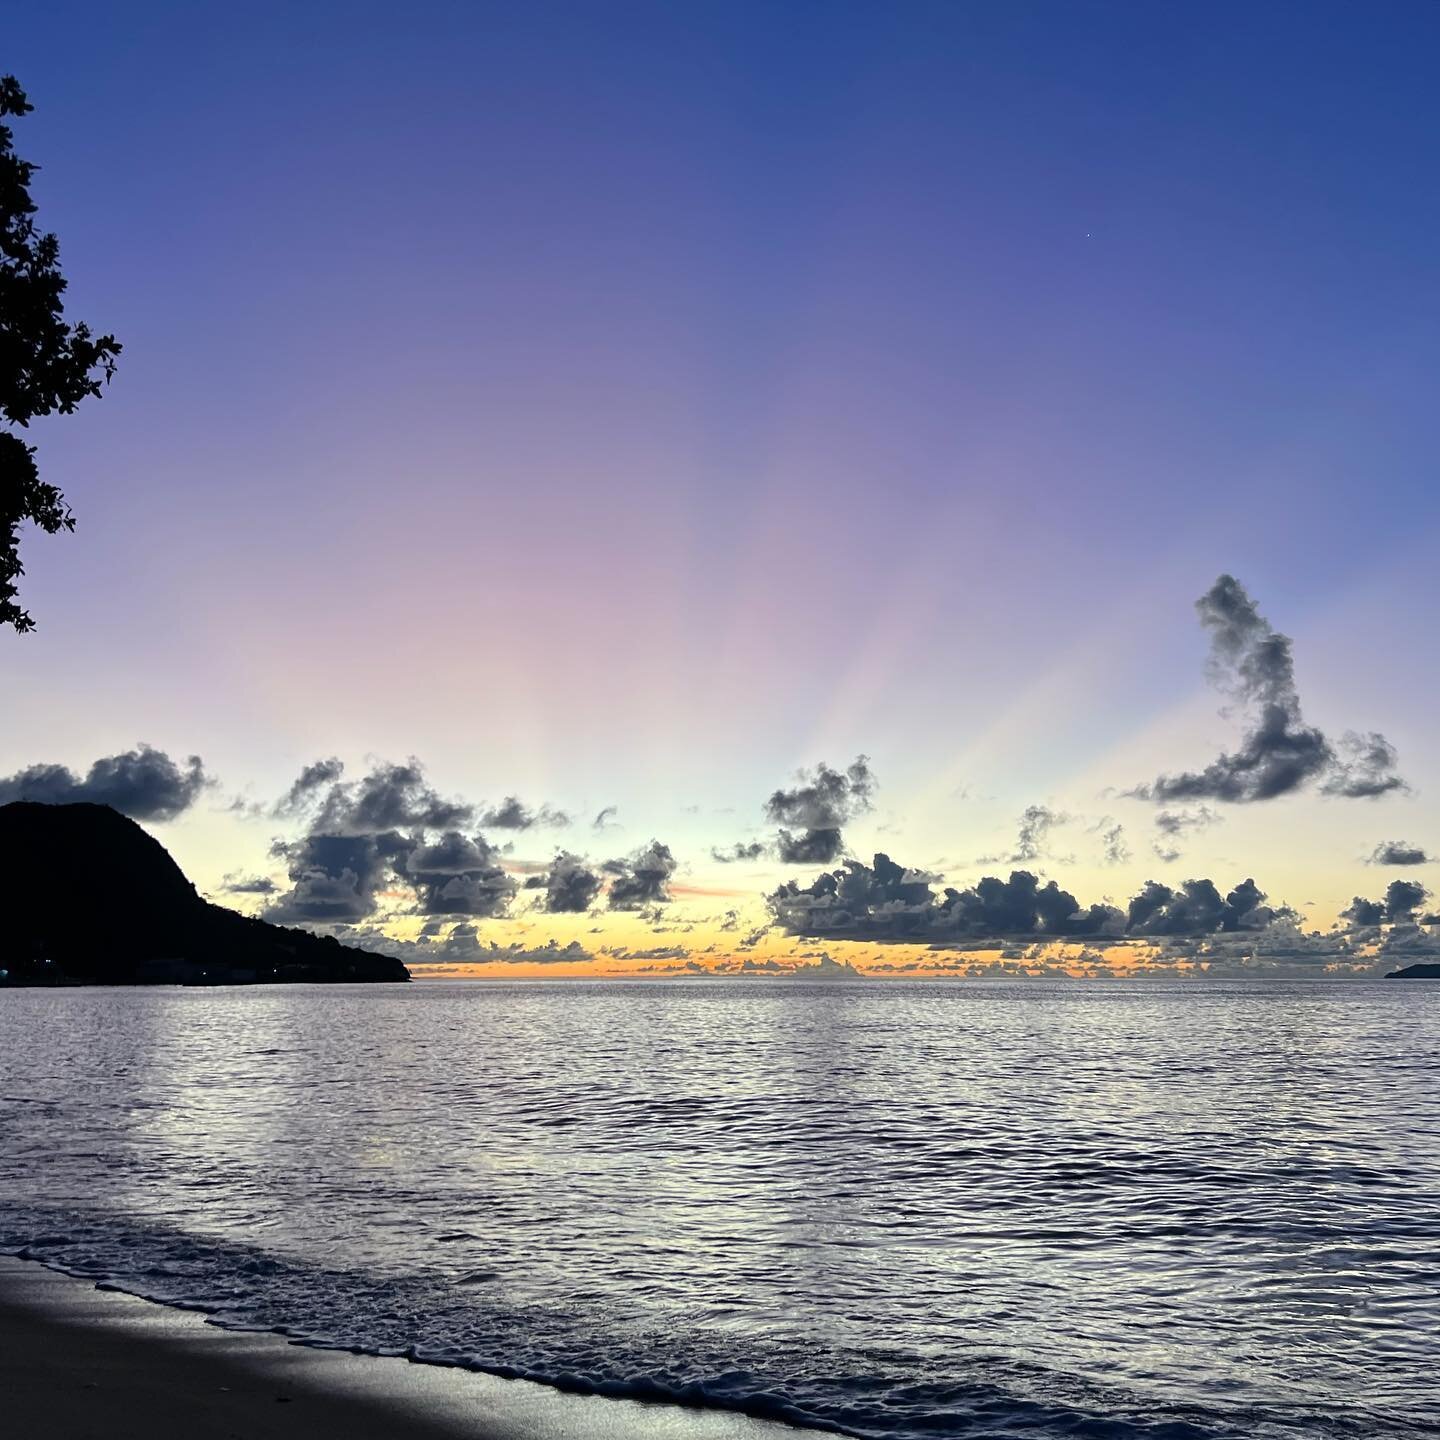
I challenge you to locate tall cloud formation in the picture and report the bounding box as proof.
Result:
[603,840,677,909]
[765,756,874,864]
[526,851,605,913]
[0,744,210,821]
[265,759,518,924]
[768,851,1286,945]
[405,831,514,916]
[1134,576,1405,804]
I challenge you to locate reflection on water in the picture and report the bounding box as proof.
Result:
[1,980,1437,1438]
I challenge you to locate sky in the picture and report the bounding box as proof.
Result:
[3,1,1439,978]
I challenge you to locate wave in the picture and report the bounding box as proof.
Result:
[2,1204,1408,1440]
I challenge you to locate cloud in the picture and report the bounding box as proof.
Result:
[0,744,211,822]
[769,853,1121,943]
[1151,805,1222,862]
[789,952,865,981]
[477,797,570,830]
[528,851,604,913]
[274,757,344,815]
[264,758,514,925]
[355,925,595,965]
[604,839,677,909]
[711,841,768,864]
[1340,880,1431,929]
[765,756,874,864]
[265,829,414,923]
[1324,733,1407,799]
[404,831,515,916]
[220,872,278,895]
[309,759,473,834]
[1125,878,1290,936]
[980,804,1069,864]
[1367,841,1430,867]
[454,936,594,965]
[1098,820,1130,866]
[768,852,1298,947]
[592,805,619,831]
[1134,575,1404,804]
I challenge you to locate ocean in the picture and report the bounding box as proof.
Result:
[1,979,1436,1438]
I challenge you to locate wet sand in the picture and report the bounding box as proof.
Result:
[0,1256,812,1440]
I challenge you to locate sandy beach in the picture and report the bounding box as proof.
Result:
[0,1257,814,1440]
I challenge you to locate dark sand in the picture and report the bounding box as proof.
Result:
[0,1256,811,1439]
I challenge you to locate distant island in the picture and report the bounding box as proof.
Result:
[1385,963,1440,980]
[0,802,408,985]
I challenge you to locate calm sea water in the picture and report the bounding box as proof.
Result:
[1,980,1437,1438]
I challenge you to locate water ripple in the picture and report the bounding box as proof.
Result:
[1,979,1437,1438]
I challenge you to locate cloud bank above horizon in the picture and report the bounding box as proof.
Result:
[1,574,1434,979]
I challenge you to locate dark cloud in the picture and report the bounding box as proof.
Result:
[529,851,604,913]
[1151,805,1222,862]
[711,840,767,864]
[1135,576,1404,804]
[220,873,278,895]
[943,872,1118,939]
[1125,878,1288,936]
[1324,732,1407,799]
[310,759,473,834]
[592,805,619,831]
[0,745,211,822]
[404,831,515,916]
[478,796,570,830]
[766,756,874,864]
[265,828,415,923]
[1341,880,1431,929]
[774,827,845,864]
[1368,841,1430,867]
[274,757,344,815]
[264,759,513,925]
[605,840,677,909]
[769,852,1295,947]
[769,853,1119,943]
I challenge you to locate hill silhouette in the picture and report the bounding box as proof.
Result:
[0,801,408,984]
[1385,962,1440,979]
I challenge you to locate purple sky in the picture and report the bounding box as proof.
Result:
[3,2,1437,975]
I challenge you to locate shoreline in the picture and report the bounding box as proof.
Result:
[0,1255,816,1440]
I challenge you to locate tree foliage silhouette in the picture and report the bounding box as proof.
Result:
[1,75,120,633]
